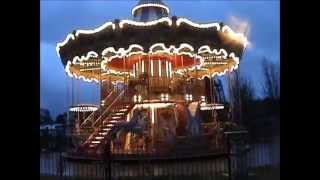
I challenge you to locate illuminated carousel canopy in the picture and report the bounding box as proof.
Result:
[56,0,248,83]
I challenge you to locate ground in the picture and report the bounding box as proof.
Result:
[41,166,279,180]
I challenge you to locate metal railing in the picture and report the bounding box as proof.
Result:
[93,90,126,128]
[40,132,280,180]
[80,89,118,129]
[81,88,131,146]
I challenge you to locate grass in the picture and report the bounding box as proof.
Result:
[40,176,104,180]
[247,166,280,180]
[41,175,228,180]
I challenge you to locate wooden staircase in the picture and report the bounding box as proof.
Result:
[78,86,135,155]
[84,103,133,154]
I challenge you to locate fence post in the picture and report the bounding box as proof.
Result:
[59,151,64,177]
[225,130,249,180]
[104,140,111,180]
[227,134,233,180]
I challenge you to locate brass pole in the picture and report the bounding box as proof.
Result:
[227,69,233,122]
[209,76,214,122]
[237,66,241,125]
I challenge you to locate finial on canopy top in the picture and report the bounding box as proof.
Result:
[132,0,169,22]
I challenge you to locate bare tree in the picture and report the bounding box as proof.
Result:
[239,77,255,103]
[229,71,256,124]
[230,73,255,104]
[40,108,53,125]
[262,58,280,99]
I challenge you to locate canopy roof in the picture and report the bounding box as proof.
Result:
[132,0,169,16]
[137,0,166,5]
[56,15,247,83]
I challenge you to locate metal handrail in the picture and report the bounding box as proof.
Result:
[92,89,126,129]
[80,89,117,128]
[82,87,131,145]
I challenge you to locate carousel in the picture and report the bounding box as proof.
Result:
[57,0,248,155]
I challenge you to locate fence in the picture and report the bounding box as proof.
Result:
[40,131,279,180]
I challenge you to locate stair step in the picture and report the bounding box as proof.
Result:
[91,141,101,144]
[104,120,118,124]
[99,132,108,135]
[105,118,123,122]
[118,109,128,112]
[111,116,121,119]
[106,124,114,127]
[102,128,111,131]
[114,112,125,115]
[89,144,98,148]
[95,136,104,140]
